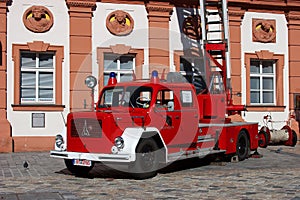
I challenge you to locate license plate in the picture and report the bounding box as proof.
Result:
[73,159,92,167]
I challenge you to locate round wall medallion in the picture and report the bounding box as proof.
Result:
[182,15,202,40]
[253,19,276,43]
[106,10,134,36]
[23,6,54,33]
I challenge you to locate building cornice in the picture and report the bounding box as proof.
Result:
[228,10,245,17]
[146,2,173,14]
[228,0,300,11]
[286,12,300,21]
[66,0,96,9]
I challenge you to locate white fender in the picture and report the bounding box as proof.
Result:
[119,127,167,162]
[54,126,67,151]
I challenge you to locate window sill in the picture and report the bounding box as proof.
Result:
[246,105,285,112]
[12,104,65,111]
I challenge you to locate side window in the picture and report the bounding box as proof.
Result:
[126,86,152,109]
[156,90,174,108]
[180,90,193,107]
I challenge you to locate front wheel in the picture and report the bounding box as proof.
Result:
[64,159,94,177]
[130,139,160,179]
[236,131,250,161]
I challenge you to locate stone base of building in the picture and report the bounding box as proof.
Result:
[13,136,55,152]
[0,119,13,152]
[0,137,13,152]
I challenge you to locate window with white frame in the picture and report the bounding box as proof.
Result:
[250,59,276,105]
[103,53,135,85]
[20,51,55,103]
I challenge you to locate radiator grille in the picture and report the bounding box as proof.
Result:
[70,118,102,138]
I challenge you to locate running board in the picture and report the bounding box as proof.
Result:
[167,148,225,163]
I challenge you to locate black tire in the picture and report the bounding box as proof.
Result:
[258,130,269,148]
[292,130,298,147]
[130,139,160,179]
[236,131,250,161]
[64,159,94,177]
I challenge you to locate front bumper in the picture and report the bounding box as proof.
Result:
[50,150,133,163]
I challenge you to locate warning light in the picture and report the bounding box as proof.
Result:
[107,72,117,85]
[150,70,159,83]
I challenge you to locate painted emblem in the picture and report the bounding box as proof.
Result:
[81,120,90,137]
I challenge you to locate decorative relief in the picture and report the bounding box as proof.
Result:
[106,10,134,36]
[252,19,276,43]
[182,15,202,40]
[23,6,53,33]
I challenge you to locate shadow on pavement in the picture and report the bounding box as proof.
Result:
[55,155,218,180]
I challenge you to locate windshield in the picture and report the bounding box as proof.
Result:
[98,86,153,108]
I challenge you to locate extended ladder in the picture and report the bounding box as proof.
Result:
[199,0,231,90]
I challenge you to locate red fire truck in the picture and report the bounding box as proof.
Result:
[51,0,263,179]
[50,69,259,179]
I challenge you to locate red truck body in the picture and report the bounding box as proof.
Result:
[51,72,259,179]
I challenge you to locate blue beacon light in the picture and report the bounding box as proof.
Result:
[151,70,159,83]
[107,72,117,85]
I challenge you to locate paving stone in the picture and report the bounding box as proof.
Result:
[0,145,299,199]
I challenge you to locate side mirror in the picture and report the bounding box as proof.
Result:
[167,101,174,112]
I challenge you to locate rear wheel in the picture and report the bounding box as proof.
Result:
[291,130,298,147]
[236,131,250,161]
[64,159,94,177]
[130,139,160,179]
[258,130,269,148]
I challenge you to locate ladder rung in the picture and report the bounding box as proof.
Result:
[212,56,224,59]
[207,30,223,33]
[207,21,222,25]
[206,39,224,42]
[205,2,221,7]
[208,50,223,55]
[207,11,221,15]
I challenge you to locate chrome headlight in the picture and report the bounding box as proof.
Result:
[114,136,124,149]
[55,134,64,149]
[85,75,97,89]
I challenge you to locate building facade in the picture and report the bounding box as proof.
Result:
[0,0,299,152]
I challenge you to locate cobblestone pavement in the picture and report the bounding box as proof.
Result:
[0,145,300,200]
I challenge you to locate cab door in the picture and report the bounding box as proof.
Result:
[172,89,199,150]
[153,90,180,148]
[154,88,198,153]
